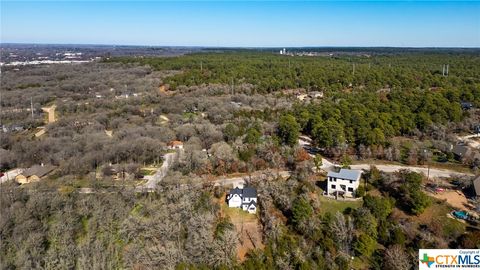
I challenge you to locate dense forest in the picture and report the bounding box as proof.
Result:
[109,52,480,96]
[111,52,480,161]
[1,169,477,269]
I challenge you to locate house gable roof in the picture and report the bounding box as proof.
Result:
[228,187,243,195]
[453,144,470,157]
[247,200,257,208]
[473,176,480,196]
[23,165,56,178]
[228,187,257,198]
[243,187,257,198]
[168,140,183,146]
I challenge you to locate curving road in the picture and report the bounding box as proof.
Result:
[298,136,473,179]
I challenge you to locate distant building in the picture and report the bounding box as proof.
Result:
[296,93,308,101]
[15,164,56,184]
[453,144,473,160]
[461,101,474,110]
[326,169,362,198]
[452,144,480,162]
[473,176,480,198]
[474,125,480,134]
[167,140,184,150]
[1,124,24,133]
[308,91,324,99]
[227,187,257,214]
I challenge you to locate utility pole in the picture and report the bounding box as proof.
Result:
[352,63,355,75]
[424,149,431,183]
[446,64,449,76]
[442,64,445,76]
[30,97,34,120]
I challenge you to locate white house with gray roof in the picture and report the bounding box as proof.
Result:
[227,187,257,214]
[326,169,362,198]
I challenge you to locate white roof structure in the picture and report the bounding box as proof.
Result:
[327,169,362,181]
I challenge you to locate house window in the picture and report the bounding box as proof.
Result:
[349,180,353,184]
[331,184,336,189]
[348,187,354,192]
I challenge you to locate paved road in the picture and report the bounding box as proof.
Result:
[141,151,178,190]
[0,169,23,184]
[78,152,179,193]
[299,136,473,178]
[298,136,336,171]
[212,171,290,188]
[350,164,473,178]
[457,134,480,149]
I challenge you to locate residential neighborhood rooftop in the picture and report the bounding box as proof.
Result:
[473,176,480,197]
[168,140,183,146]
[23,164,56,178]
[242,187,257,198]
[327,168,362,181]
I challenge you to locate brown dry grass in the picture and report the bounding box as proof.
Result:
[429,190,477,217]
[217,194,264,261]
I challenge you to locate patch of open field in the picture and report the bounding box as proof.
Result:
[412,201,466,232]
[428,190,477,217]
[318,195,363,215]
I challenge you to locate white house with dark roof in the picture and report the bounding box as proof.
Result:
[326,169,362,198]
[227,187,257,214]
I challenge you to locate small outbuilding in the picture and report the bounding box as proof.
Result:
[461,101,474,110]
[453,144,472,160]
[473,176,480,199]
[308,91,324,99]
[167,140,184,150]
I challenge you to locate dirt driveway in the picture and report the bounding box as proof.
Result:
[219,199,264,261]
[429,190,477,217]
[232,217,264,261]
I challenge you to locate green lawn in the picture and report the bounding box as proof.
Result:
[140,169,156,176]
[318,195,363,215]
[221,202,257,222]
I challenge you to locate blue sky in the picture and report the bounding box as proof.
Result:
[1,1,479,47]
